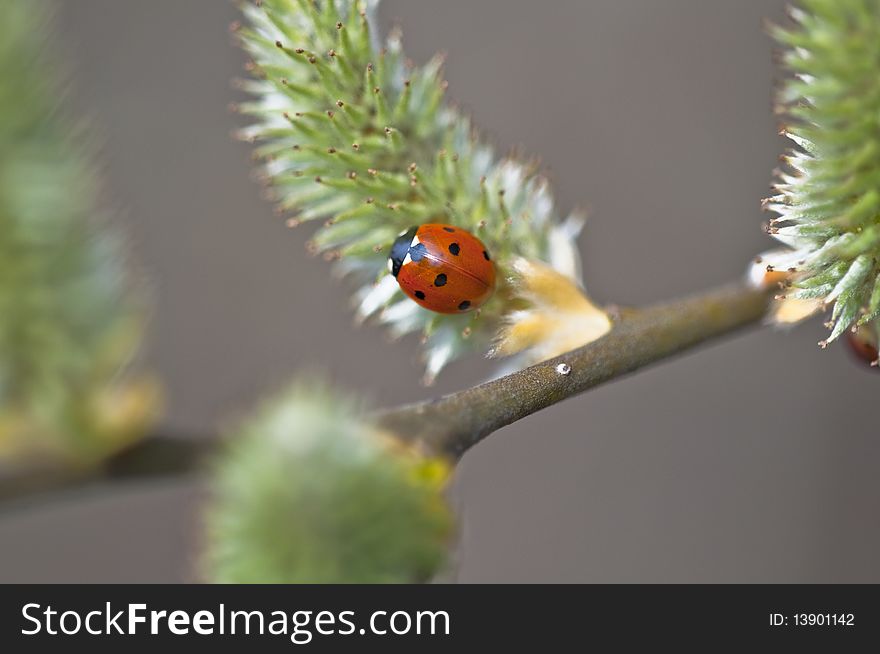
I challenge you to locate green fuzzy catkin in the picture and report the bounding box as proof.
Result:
[767,0,880,345]
[0,1,150,462]
[203,380,452,583]
[235,0,583,382]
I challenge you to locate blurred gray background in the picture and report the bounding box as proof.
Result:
[1,0,877,583]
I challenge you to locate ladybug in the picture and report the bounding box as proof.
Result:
[388,223,496,314]
[845,328,879,370]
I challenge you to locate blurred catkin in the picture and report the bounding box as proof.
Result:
[0,1,157,465]
[204,380,452,583]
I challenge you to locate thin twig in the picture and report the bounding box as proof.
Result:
[378,282,772,457]
[0,435,213,506]
[0,281,771,507]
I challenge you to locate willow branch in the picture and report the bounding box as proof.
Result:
[0,281,771,507]
[378,282,772,457]
[0,434,213,506]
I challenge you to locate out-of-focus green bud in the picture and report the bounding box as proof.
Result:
[0,0,158,467]
[203,380,453,583]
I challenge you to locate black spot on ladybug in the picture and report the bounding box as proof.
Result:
[414,290,426,300]
[409,242,427,262]
[434,273,447,287]
[448,242,460,256]
[458,300,471,311]
[443,227,455,233]
[483,250,490,261]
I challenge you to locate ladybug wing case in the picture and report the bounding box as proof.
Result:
[390,224,495,314]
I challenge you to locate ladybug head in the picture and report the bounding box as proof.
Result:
[387,226,418,277]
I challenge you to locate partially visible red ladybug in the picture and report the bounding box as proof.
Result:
[845,327,879,371]
[388,223,496,314]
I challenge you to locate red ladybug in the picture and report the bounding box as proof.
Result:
[388,223,496,314]
[845,328,879,370]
